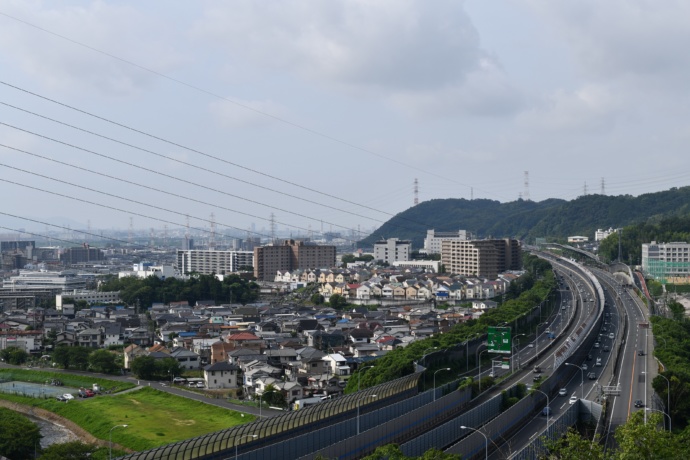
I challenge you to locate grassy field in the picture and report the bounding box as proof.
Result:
[0,386,254,451]
[0,369,135,393]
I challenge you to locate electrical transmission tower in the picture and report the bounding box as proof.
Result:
[601,177,606,195]
[523,171,530,201]
[414,178,419,206]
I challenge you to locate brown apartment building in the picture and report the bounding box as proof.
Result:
[254,239,336,281]
[441,238,521,279]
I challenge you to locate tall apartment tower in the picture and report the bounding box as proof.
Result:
[423,230,472,254]
[253,240,336,281]
[441,238,521,278]
[176,250,254,276]
[373,238,412,264]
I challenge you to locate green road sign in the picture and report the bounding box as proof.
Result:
[487,326,512,354]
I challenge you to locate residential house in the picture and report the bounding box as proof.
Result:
[203,362,239,390]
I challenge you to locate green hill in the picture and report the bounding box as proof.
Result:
[358,186,690,249]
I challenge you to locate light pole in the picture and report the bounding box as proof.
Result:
[478,349,489,392]
[513,334,526,371]
[357,394,377,434]
[460,425,488,460]
[357,364,375,393]
[565,363,584,399]
[235,434,257,460]
[422,347,438,366]
[433,368,451,401]
[645,408,671,432]
[109,424,128,460]
[533,389,550,431]
[657,372,671,431]
[258,392,263,418]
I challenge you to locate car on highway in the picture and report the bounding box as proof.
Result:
[582,364,588,370]
[594,342,600,348]
[569,395,578,405]
[588,372,596,380]
[634,400,644,408]
[587,354,593,361]
[542,406,551,416]
[638,350,645,356]
[559,388,567,396]
[609,333,615,339]
[527,343,534,348]
[596,358,602,366]
[533,375,543,382]
[533,366,542,374]
[603,346,610,352]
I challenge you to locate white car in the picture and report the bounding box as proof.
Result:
[196,382,205,389]
[569,395,578,404]
[63,393,74,400]
[559,388,567,396]
[582,364,588,370]
[527,343,534,348]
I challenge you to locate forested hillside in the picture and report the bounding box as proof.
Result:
[358,186,690,249]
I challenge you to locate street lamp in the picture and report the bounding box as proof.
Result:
[460,425,488,460]
[357,364,375,393]
[258,392,263,418]
[565,363,584,399]
[533,389,550,431]
[422,347,438,366]
[357,394,377,434]
[235,434,257,460]
[109,424,128,460]
[513,334,526,370]
[657,372,671,431]
[478,349,489,392]
[433,368,451,401]
[645,408,671,432]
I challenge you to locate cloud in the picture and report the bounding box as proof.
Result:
[193,1,482,92]
[390,57,524,117]
[0,1,184,95]
[525,1,690,83]
[208,98,289,128]
[517,84,622,133]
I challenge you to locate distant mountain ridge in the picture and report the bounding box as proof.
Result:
[358,186,690,249]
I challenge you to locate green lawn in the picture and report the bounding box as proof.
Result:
[0,369,134,393]
[1,386,254,451]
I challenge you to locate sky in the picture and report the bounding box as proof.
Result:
[1,0,690,246]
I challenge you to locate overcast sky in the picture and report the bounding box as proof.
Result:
[1,1,689,245]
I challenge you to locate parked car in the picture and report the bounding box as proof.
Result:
[559,388,567,396]
[56,395,67,402]
[196,382,205,389]
[63,393,74,400]
[173,377,187,384]
[569,395,578,405]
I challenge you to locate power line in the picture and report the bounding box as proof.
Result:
[0,123,374,238]
[0,142,324,238]
[0,14,504,201]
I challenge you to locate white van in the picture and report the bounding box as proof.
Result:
[595,357,602,367]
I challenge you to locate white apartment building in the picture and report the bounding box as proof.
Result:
[3,270,86,291]
[595,228,616,241]
[373,238,411,264]
[176,250,254,276]
[56,290,121,308]
[393,260,440,272]
[423,230,471,255]
[642,241,690,284]
[118,263,178,280]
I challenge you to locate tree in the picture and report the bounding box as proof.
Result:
[544,428,605,460]
[38,441,96,460]
[88,349,119,374]
[310,293,325,305]
[68,346,92,371]
[131,355,157,380]
[328,294,348,310]
[0,346,29,365]
[0,408,42,460]
[614,410,682,459]
[53,346,71,368]
[155,357,182,380]
[262,383,286,408]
